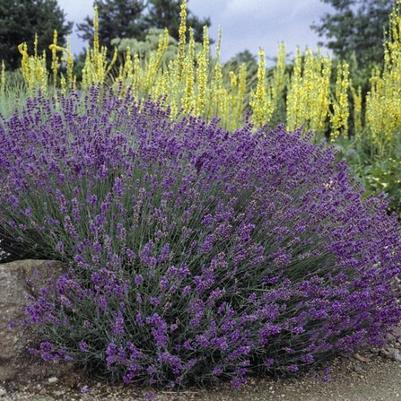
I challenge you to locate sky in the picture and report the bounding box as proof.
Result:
[57,0,332,61]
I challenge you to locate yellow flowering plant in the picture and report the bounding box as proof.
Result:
[9,0,401,154]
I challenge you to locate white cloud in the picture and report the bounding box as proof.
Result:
[225,0,265,16]
[57,0,331,59]
[57,0,92,53]
[190,0,331,60]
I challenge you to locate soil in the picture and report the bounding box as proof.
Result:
[2,352,401,401]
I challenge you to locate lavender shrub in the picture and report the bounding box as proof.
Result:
[0,89,400,387]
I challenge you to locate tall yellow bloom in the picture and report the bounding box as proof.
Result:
[50,30,59,87]
[178,0,187,74]
[330,61,350,142]
[82,6,117,88]
[366,0,401,154]
[271,42,287,111]
[18,38,48,94]
[351,86,363,138]
[195,25,210,116]
[287,49,331,138]
[250,48,273,127]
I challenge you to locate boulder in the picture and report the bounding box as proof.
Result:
[0,259,71,382]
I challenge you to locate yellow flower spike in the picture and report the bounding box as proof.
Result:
[213,63,224,118]
[229,71,237,87]
[210,28,225,121]
[271,42,287,113]
[195,25,210,116]
[81,6,119,88]
[215,26,223,62]
[286,48,331,138]
[34,33,38,58]
[330,61,350,142]
[178,0,187,74]
[235,63,247,126]
[40,50,48,93]
[366,0,401,155]
[182,28,195,114]
[60,75,66,94]
[250,48,273,128]
[49,30,59,88]
[158,74,168,103]
[18,42,29,85]
[287,48,302,132]
[311,54,331,134]
[225,70,239,131]
[162,28,169,54]
[303,49,315,128]
[65,40,75,90]
[18,39,48,93]
[106,47,118,75]
[132,53,141,94]
[93,6,100,54]
[351,86,363,139]
[81,51,90,89]
[317,57,332,133]
[221,88,229,129]
[124,47,133,75]
[146,29,169,93]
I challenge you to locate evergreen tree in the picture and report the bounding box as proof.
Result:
[0,0,72,70]
[77,0,210,47]
[145,0,210,42]
[77,0,147,47]
[312,0,393,67]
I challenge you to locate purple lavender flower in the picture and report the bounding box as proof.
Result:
[1,90,400,388]
[134,274,144,286]
[79,340,89,353]
[112,310,125,336]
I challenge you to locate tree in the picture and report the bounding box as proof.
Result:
[226,49,257,67]
[77,0,211,47]
[112,28,179,60]
[224,50,258,81]
[144,0,210,42]
[0,0,72,70]
[312,0,393,67]
[77,0,147,47]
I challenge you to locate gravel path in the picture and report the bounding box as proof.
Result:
[2,353,401,401]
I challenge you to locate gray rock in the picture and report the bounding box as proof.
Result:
[353,353,370,363]
[0,260,70,382]
[381,347,401,362]
[0,386,6,397]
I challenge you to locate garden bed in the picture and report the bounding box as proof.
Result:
[1,90,401,389]
[2,352,401,401]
